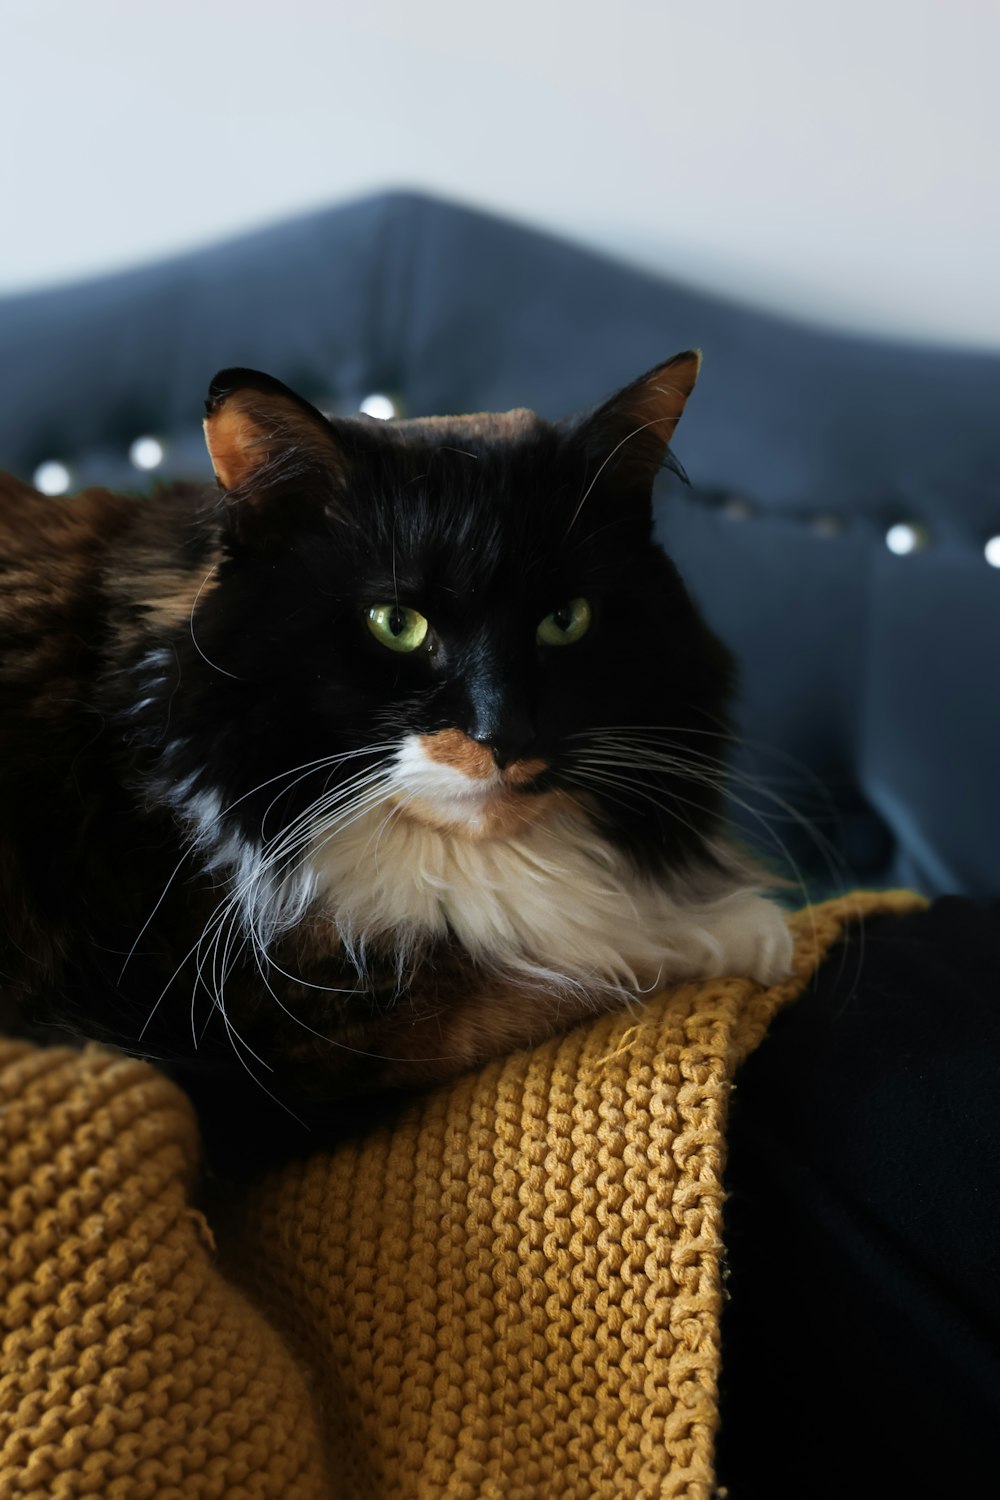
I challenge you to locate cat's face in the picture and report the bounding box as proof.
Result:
[163,356,732,893]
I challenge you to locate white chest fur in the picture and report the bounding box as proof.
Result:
[176,735,792,994]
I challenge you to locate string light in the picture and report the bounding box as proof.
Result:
[33,461,71,495]
[885,523,927,556]
[129,436,165,470]
[359,393,396,420]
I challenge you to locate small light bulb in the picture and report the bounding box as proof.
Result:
[33,461,71,496]
[129,436,164,470]
[359,393,396,421]
[885,523,927,556]
[985,535,1000,569]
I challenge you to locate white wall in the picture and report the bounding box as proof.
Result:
[3,0,998,347]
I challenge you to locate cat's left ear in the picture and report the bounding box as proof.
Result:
[576,350,701,495]
[203,368,346,541]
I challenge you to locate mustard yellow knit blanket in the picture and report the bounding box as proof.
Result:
[0,891,924,1499]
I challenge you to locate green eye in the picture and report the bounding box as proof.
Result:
[366,604,430,653]
[537,597,592,646]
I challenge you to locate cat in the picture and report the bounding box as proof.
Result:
[0,351,792,1141]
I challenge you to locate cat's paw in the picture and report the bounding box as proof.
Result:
[704,894,794,985]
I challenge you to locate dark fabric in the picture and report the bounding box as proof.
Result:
[1,191,998,896]
[717,898,1000,1497]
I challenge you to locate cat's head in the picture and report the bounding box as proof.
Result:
[162,354,733,887]
[162,356,728,865]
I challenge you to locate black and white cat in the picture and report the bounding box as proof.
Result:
[0,353,791,1119]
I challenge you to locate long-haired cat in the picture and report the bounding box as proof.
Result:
[0,353,791,1145]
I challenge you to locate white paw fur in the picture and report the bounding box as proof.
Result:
[657,890,794,986]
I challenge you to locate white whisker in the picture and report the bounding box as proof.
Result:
[188,566,243,681]
[564,415,675,537]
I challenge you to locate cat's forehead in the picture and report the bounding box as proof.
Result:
[342,406,581,597]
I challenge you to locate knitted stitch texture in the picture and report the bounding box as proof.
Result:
[0,891,924,1499]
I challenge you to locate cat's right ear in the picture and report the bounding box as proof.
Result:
[203,368,346,544]
[574,350,702,499]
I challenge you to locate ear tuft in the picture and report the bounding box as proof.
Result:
[579,349,702,495]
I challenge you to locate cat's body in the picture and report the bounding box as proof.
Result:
[0,356,791,1128]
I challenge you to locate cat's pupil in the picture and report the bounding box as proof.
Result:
[553,607,572,631]
[389,609,406,636]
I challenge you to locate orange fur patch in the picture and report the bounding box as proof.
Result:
[504,757,548,788]
[421,732,549,789]
[422,729,495,779]
[203,410,264,492]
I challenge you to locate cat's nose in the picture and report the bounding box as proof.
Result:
[468,707,537,770]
